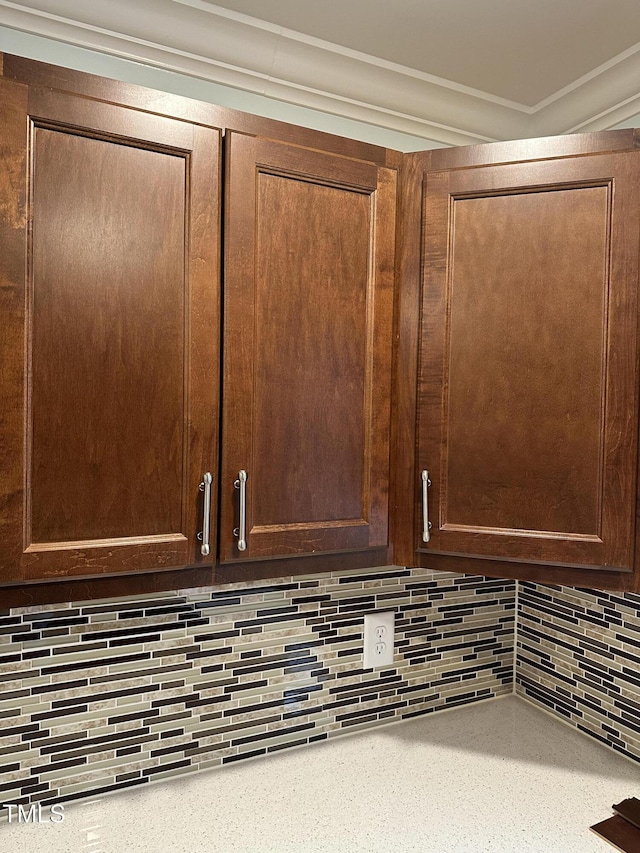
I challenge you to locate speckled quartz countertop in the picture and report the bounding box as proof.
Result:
[1,695,638,853]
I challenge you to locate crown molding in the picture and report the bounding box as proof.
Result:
[174,0,532,112]
[0,0,638,147]
[527,43,640,135]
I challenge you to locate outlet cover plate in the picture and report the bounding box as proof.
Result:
[363,611,395,669]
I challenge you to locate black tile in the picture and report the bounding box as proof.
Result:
[223,748,266,764]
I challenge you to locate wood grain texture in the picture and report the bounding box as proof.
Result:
[7,54,640,600]
[388,140,640,584]
[417,152,640,574]
[0,63,396,600]
[420,130,640,171]
[253,172,368,525]
[1,53,396,167]
[0,546,391,609]
[418,552,639,593]
[393,135,640,591]
[0,78,28,585]
[0,86,221,581]
[220,133,395,562]
[30,129,185,542]
[389,151,425,567]
[445,186,608,535]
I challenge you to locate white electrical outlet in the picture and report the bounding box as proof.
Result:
[363,611,395,669]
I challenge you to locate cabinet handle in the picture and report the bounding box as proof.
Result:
[234,470,247,552]
[198,472,213,556]
[421,469,432,543]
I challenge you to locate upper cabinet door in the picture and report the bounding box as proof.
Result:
[219,133,395,562]
[417,152,640,573]
[0,83,220,582]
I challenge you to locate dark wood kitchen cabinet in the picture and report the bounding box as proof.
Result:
[393,132,640,592]
[218,132,396,564]
[6,52,640,602]
[0,55,398,603]
[0,77,221,585]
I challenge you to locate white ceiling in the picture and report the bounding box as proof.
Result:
[1,0,640,145]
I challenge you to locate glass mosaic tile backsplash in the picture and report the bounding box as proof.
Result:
[2,568,638,809]
[0,567,514,806]
[516,581,640,763]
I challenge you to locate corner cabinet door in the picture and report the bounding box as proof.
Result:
[219,133,395,562]
[417,151,640,573]
[0,81,221,583]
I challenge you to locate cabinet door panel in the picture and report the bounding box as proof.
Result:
[220,134,395,561]
[253,173,368,526]
[31,129,186,543]
[0,87,220,581]
[418,153,640,571]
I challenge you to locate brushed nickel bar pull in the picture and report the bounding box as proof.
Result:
[198,472,213,557]
[234,470,247,552]
[421,469,432,543]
